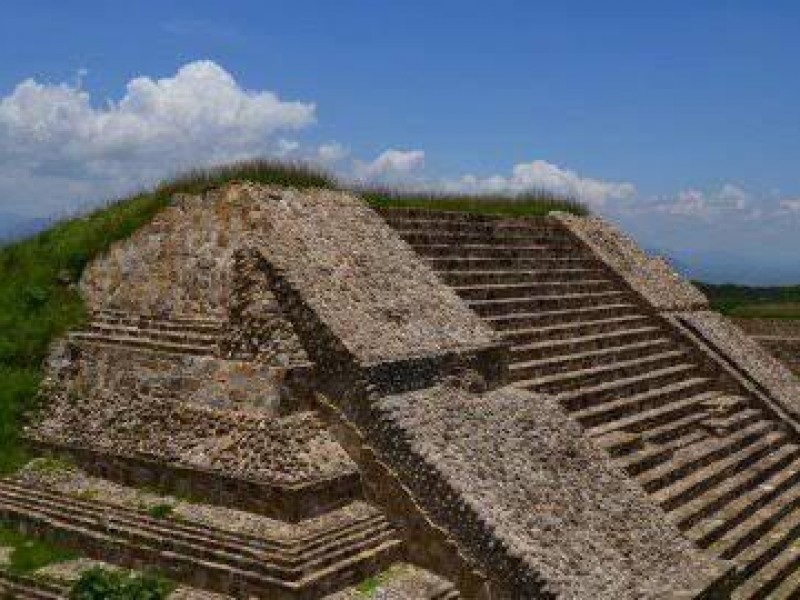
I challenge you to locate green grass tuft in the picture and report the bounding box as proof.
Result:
[0,522,78,574]
[360,188,588,218]
[69,566,174,600]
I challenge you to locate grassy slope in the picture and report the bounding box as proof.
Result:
[697,282,800,319]
[0,160,585,474]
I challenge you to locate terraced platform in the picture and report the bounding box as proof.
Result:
[382,207,800,598]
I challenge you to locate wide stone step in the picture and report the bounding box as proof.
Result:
[649,414,783,511]
[413,243,584,260]
[509,325,666,362]
[671,443,800,533]
[567,375,716,428]
[518,350,689,395]
[91,310,224,334]
[453,279,619,301]
[87,321,220,345]
[501,314,654,346]
[638,420,778,494]
[717,494,800,588]
[687,450,800,550]
[428,256,600,273]
[485,303,645,331]
[438,268,609,287]
[69,331,216,356]
[397,229,576,247]
[0,571,66,599]
[0,482,402,598]
[740,544,800,599]
[380,214,566,235]
[468,290,632,318]
[588,389,723,443]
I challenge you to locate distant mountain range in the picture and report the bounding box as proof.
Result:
[0,213,50,244]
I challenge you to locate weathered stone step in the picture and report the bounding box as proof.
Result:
[616,429,710,476]
[0,479,392,567]
[510,329,673,379]
[0,484,403,598]
[92,310,224,334]
[453,279,619,301]
[485,303,645,331]
[594,407,711,457]
[588,389,723,442]
[0,570,66,599]
[718,495,800,588]
[428,256,600,273]
[413,243,585,260]
[638,420,778,494]
[397,229,575,247]
[567,375,716,428]
[438,268,608,287]
[655,424,788,515]
[519,350,689,395]
[688,450,800,550]
[501,314,653,346]
[87,321,220,345]
[671,443,800,533]
[739,544,800,599]
[69,331,216,356]
[468,290,632,318]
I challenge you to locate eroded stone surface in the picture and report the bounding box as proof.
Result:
[553,212,708,311]
[324,563,454,599]
[370,383,727,599]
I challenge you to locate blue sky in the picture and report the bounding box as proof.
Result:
[0,1,798,284]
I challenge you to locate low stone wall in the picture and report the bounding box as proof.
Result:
[552,213,708,311]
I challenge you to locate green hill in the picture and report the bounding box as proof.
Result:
[696,282,800,319]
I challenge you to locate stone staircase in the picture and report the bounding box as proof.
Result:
[0,479,403,599]
[0,570,66,599]
[382,207,800,599]
[69,309,223,356]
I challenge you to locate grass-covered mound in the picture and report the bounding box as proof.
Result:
[0,158,584,475]
[0,160,336,474]
[362,188,588,218]
[698,282,800,319]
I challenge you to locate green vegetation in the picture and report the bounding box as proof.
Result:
[697,282,800,319]
[146,504,174,519]
[0,522,77,574]
[361,188,588,218]
[69,567,173,600]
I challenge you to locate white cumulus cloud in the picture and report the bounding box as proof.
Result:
[355,149,426,181]
[0,60,316,214]
[444,160,636,207]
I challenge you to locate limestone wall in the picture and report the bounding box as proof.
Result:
[732,318,800,374]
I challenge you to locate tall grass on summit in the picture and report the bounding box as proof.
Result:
[0,160,336,474]
[360,188,589,218]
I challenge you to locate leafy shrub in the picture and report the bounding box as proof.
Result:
[69,568,173,600]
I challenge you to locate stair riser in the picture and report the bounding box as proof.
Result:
[643,426,777,494]
[523,355,688,395]
[439,269,607,286]
[87,325,219,345]
[469,294,629,318]
[677,450,800,532]
[570,380,717,427]
[398,231,574,247]
[622,431,710,477]
[455,281,618,301]
[414,245,584,260]
[695,464,800,549]
[509,330,665,363]
[70,335,216,356]
[661,436,784,514]
[92,315,223,335]
[430,257,598,272]
[721,498,800,568]
[381,218,566,237]
[501,318,652,347]
[487,305,643,331]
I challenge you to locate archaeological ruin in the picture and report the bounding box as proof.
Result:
[3,182,800,598]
